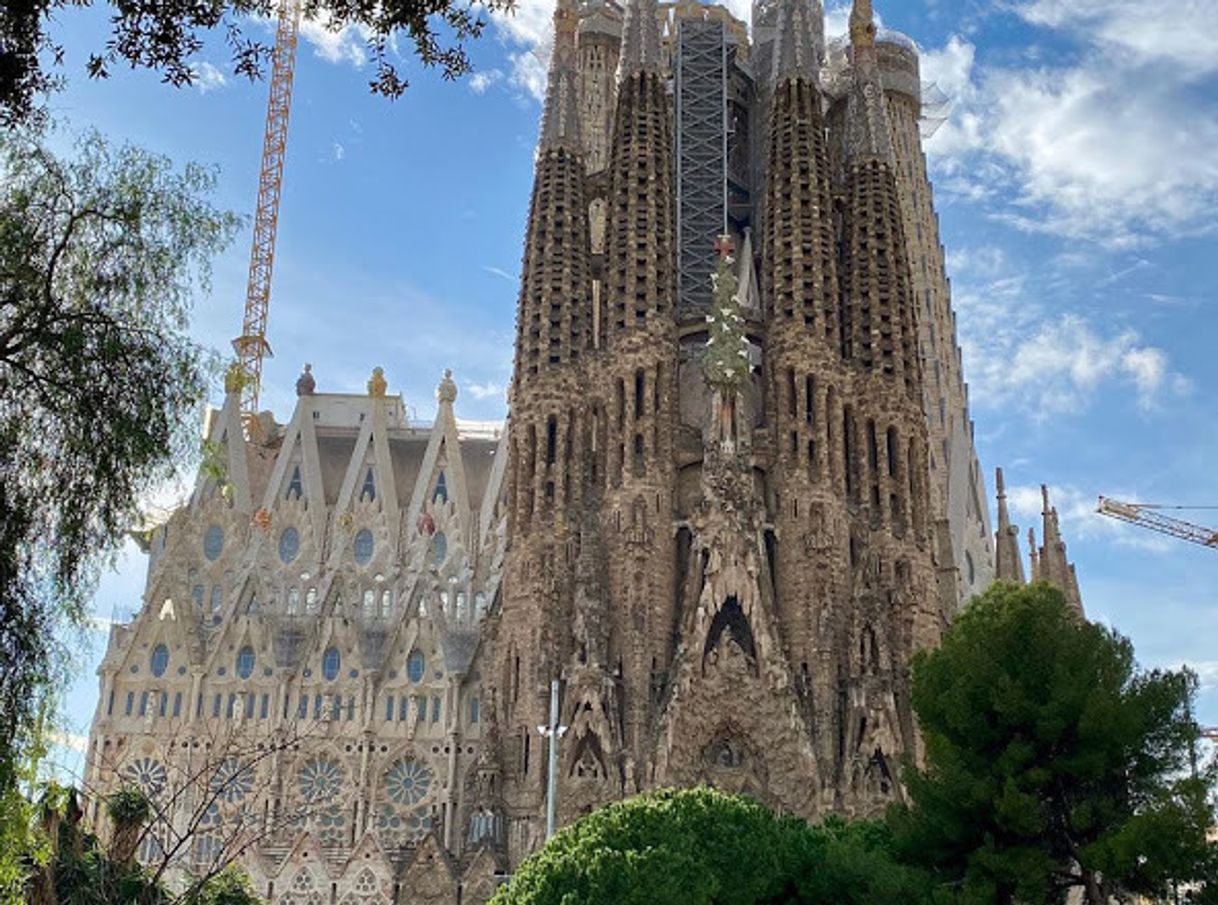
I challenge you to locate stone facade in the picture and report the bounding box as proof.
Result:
[85,0,1028,900]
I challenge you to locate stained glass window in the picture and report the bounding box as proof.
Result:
[407,650,425,683]
[360,467,376,502]
[150,644,169,678]
[432,531,447,566]
[287,464,303,500]
[353,529,374,565]
[322,647,340,681]
[203,525,224,561]
[384,759,432,805]
[278,527,300,564]
[433,472,448,504]
[237,646,255,679]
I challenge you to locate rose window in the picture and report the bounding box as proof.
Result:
[120,758,167,796]
[209,758,252,803]
[384,758,432,805]
[298,758,344,803]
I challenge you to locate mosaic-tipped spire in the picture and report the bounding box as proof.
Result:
[844,0,894,163]
[539,0,583,152]
[771,0,822,82]
[619,0,662,75]
[993,468,1026,583]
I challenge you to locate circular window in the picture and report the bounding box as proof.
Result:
[150,644,169,678]
[407,650,425,684]
[432,531,448,566]
[322,647,340,681]
[278,527,300,564]
[384,759,432,805]
[203,525,224,561]
[353,529,374,565]
[236,645,255,679]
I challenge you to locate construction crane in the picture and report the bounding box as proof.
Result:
[232,0,304,419]
[1096,497,1218,551]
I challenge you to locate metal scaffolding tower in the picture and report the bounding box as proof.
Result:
[675,17,728,312]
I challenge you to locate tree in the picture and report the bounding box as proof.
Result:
[490,787,932,905]
[0,127,238,805]
[0,0,512,128]
[889,581,1218,905]
[23,783,265,905]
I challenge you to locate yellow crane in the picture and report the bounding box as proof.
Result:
[1096,497,1218,551]
[232,0,304,419]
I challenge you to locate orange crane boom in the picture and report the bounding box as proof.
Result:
[1096,497,1218,551]
[233,0,303,417]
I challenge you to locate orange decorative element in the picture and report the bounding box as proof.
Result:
[338,511,354,530]
[417,512,436,536]
[251,508,273,530]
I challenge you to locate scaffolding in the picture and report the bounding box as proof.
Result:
[675,17,729,312]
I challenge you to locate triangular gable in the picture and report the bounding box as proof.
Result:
[191,390,252,513]
[477,424,510,557]
[407,376,471,549]
[258,394,328,544]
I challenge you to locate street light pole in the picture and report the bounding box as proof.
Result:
[538,678,567,841]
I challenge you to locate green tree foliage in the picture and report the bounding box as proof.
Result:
[0,127,238,807]
[890,581,1218,905]
[0,0,513,127]
[491,787,932,905]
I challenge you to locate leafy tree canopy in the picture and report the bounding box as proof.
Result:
[890,581,1218,905]
[0,127,238,799]
[0,0,512,127]
[491,787,933,905]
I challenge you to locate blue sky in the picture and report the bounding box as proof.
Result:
[41,0,1218,775]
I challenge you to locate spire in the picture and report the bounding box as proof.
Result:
[1038,485,1084,615]
[770,0,821,83]
[1027,527,1040,581]
[619,0,661,75]
[993,468,1025,583]
[539,0,583,152]
[604,0,674,338]
[844,0,894,164]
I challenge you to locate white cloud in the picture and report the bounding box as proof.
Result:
[47,729,88,755]
[466,380,505,400]
[469,68,505,94]
[922,8,1218,245]
[481,265,516,282]
[191,61,227,93]
[951,254,1185,415]
[490,0,555,100]
[1005,482,1174,553]
[299,14,372,66]
[331,142,346,162]
[1016,0,1218,77]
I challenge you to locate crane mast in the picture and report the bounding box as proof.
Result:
[1096,497,1218,551]
[233,0,303,418]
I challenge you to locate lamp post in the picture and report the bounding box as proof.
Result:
[537,678,568,840]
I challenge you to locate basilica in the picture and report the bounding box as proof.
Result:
[84,0,1081,901]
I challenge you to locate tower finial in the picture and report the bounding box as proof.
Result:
[619,0,661,75]
[538,0,583,151]
[994,467,1025,583]
[849,0,876,49]
[771,0,822,82]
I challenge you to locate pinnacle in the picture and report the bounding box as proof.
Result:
[619,0,662,75]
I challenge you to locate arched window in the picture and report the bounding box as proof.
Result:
[305,587,318,614]
[322,648,340,681]
[237,646,255,679]
[287,588,300,615]
[203,525,224,561]
[278,527,300,564]
[210,585,223,615]
[433,472,448,504]
[380,590,393,618]
[432,531,447,566]
[965,551,976,585]
[192,585,205,609]
[353,529,374,565]
[286,465,303,500]
[407,650,425,683]
[150,644,169,678]
[360,467,376,502]
[363,589,376,619]
[474,592,487,619]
